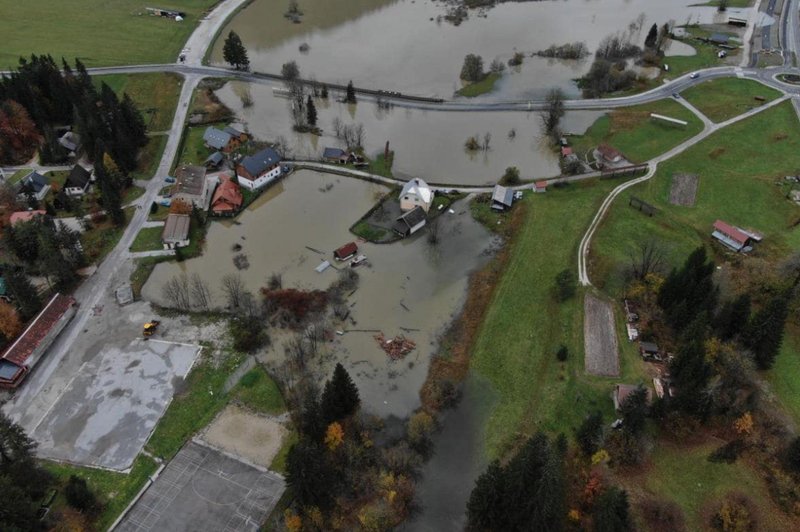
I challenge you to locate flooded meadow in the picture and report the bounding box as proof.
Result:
[142,170,497,418]
[217,81,604,184]
[211,0,730,99]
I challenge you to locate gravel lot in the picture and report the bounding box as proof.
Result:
[199,405,287,469]
[584,294,620,377]
[668,173,699,206]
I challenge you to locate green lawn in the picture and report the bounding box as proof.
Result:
[122,185,146,205]
[231,366,286,415]
[767,324,800,424]
[130,255,172,298]
[662,34,733,80]
[130,226,164,252]
[0,0,218,68]
[148,203,172,221]
[94,73,183,131]
[270,431,298,474]
[630,441,793,531]
[351,219,388,242]
[682,78,782,122]
[571,99,703,164]
[43,455,158,531]
[469,181,652,459]
[175,123,224,167]
[81,207,134,264]
[456,72,501,98]
[145,349,245,459]
[133,135,169,181]
[589,101,800,296]
[5,168,32,184]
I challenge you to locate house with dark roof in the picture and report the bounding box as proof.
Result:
[393,206,427,237]
[491,184,514,211]
[172,165,216,208]
[0,293,77,389]
[204,151,224,169]
[64,165,92,196]
[236,147,282,191]
[162,213,191,249]
[16,171,51,202]
[224,125,248,143]
[210,175,243,216]
[58,131,81,154]
[712,220,755,252]
[203,127,234,152]
[322,147,350,164]
[709,33,730,45]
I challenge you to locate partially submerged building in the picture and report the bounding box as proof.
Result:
[334,242,358,261]
[393,206,427,237]
[236,147,282,191]
[400,178,433,213]
[0,293,77,389]
[491,184,514,211]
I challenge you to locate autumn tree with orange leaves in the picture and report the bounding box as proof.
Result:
[0,301,23,341]
[0,100,40,165]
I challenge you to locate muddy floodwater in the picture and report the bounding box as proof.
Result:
[211,0,727,99]
[217,81,604,184]
[142,170,496,417]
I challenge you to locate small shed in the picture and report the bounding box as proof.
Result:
[162,213,191,249]
[204,151,224,169]
[491,185,514,211]
[712,220,752,252]
[393,206,427,237]
[534,181,548,193]
[640,341,659,357]
[561,146,573,157]
[597,144,623,164]
[334,242,358,261]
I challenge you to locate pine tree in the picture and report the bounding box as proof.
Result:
[223,31,250,70]
[4,270,41,320]
[466,460,507,529]
[94,148,125,226]
[644,23,659,49]
[575,411,604,456]
[743,294,790,370]
[120,93,148,147]
[714,293,751,340]
[306,95,317,127]
[620,386,649,437]
[285,440,336,510]
[670,338,712,417]
[345,80,356,104]
[65,475,97,513]
[321,84,329,99]
[321,363,360,423]
[593,487,632,532]
[299,392,326,442]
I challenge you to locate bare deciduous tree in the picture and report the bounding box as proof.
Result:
[221,273,246,310]
[427,216,441,246]
[267,272,283,290]
[190,273,212,311]
[628,240,665,281]
[482,132,492,151]
[540,88,565,141]
[164,274,191,311]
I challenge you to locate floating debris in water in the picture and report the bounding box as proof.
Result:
[233,253,250,270]
[374,333,416,360]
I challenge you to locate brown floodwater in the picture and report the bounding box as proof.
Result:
[142,170,497,417]
[216,81,605,184]
[211,0,725,99]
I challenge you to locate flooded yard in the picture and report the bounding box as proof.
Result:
[211,0,725,99]
[216,81,604,184]
[142,170,497,417]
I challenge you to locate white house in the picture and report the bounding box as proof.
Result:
[236,147,282,191]
[16,171,50,202]
[399,178,433,213]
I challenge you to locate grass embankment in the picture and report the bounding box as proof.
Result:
[133,135,169,180]
[232,366,286,415]
[43,455,158,531]
[589,101,800,296]
[571,99,703,164]
[0,0,218,68]
[80,207,134,264]
[682,78,782,122]
[94,73,183,131]
[456,72,501,98]
[5,168,32,184]
[767,324,800,422]
[469,181,651,459]
[129,227,164,252]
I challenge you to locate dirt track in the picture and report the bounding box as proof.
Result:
[584,294,620,377]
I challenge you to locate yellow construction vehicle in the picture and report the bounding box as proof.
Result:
[143,320,160,338]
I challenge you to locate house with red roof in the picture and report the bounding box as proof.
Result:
[9,210,47,225]
[534,181,548,193]
[0,293,77,388]
[210,176,243,216]
[596,144,624,164]
[712,220,758,252]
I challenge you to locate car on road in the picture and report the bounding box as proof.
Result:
[690,72,700,79]
[672,92,681,99]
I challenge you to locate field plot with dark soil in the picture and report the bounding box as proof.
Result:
[584,293,619,377]
[669,173,699,206]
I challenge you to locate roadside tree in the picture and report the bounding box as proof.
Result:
[223,31,250,70]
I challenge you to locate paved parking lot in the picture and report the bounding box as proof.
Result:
[32,338,200,470]
[116,441,285,532]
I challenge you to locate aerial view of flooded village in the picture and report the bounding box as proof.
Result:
[1,0,800,530]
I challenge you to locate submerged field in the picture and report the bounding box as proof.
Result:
[0,0,217,67]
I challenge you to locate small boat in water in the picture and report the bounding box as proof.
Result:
[350,254,368,267]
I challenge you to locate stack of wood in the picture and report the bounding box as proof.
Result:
[374,333,416,360]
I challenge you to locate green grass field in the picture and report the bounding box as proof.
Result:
[133,135,169,181]
[95,73,183,131]
[469,182,652,459]
[0,0,218,68]
[570,99,704,164]
[682,78,782,123]
[767,324,800,424]
[231,366,286,415]
[44,455,158,531]
[175,123,225,167]
[129,226,164,252]
[456,72,501,98]
[589,101,800,296]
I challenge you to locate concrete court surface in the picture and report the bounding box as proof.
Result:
[116,441,285,532]
[32,338,200,470]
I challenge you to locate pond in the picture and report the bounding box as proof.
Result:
[216,81,605,185]
[211,0,725,99]
[142,170,498,417]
